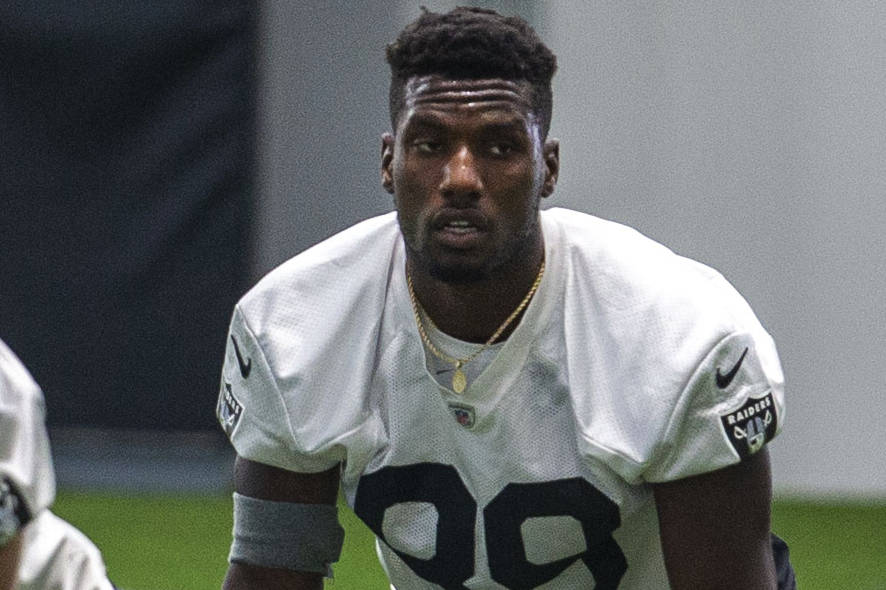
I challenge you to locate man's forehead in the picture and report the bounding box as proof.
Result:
[403,75,533,113]
[396,75,537,134]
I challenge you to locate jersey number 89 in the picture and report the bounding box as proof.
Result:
[354,463,626,589]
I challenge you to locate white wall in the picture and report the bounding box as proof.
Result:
[541,1,886,500]
[255,2,396,269]
[258,1,886,500]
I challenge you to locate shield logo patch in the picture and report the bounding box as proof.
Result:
[720,391,777,459]
[218,381,244,437]
[448,403,476,429]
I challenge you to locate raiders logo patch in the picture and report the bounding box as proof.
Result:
[448,402,476,429]
[720,391,777,459]
[218,381,243,437]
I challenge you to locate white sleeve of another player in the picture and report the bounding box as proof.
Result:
[216,307,344,473]
[643,329,786,482]
[0,339,56,524]
[17,511,114,590]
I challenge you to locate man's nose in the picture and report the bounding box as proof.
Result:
[439,145,483,200]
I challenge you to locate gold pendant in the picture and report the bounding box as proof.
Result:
[452,367,467,394]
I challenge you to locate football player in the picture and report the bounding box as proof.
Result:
[0,339,116,590]
[218,7,796,589]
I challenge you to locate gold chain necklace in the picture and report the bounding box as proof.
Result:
[406,261,545,394]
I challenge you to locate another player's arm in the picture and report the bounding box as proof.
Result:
[222,456,341,590]
[652,448,776,590]
[0,532,22,590]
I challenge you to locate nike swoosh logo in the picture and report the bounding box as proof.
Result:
[230,335,252,378]
[716,347,748,389]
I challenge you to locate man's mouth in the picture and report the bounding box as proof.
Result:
[431,213,487,249]
[433,209,487,230]
[442,220,479,234]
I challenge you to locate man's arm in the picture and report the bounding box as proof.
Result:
[222,456,341,590]
[652,448,776,590]
[0,532,22,590]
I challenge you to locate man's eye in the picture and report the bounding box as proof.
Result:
[489,143,515,156]
[414,141,442,153]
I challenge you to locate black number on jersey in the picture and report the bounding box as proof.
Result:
[354,464,475,588]
[354,463,626,589]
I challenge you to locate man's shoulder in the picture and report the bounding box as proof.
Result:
[544,207,735,308]
[543,207,680,270]
[217,216,399,472]
[238,212,400,321]
[545,211,781,483]
[0,339,43,410]
[0,339,55,531]
[546,206,766,395]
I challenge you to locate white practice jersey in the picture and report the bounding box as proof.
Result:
[18,511,114,590]
[0,339,55,537]
[0,340,114,590]
[218,208,786,590]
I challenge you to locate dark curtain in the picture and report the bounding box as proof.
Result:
[0,2,256,430]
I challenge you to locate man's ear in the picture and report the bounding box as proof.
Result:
[541,138,559,198]
[381,133,395,194]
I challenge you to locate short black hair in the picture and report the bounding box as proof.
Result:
[386,7,557,137]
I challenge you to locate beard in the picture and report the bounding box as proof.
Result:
[403,213,541,286]
[427,261,487,284]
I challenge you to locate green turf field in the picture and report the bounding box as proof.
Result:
[53,491,886,589]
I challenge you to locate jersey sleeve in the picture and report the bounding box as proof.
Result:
[216,306,345,473]
[18,511,115,590]
[642,328,785,482]
[215,215,401,477]
[0,340,56,538]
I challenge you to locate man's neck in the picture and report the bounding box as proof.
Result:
[406,250,545,344]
